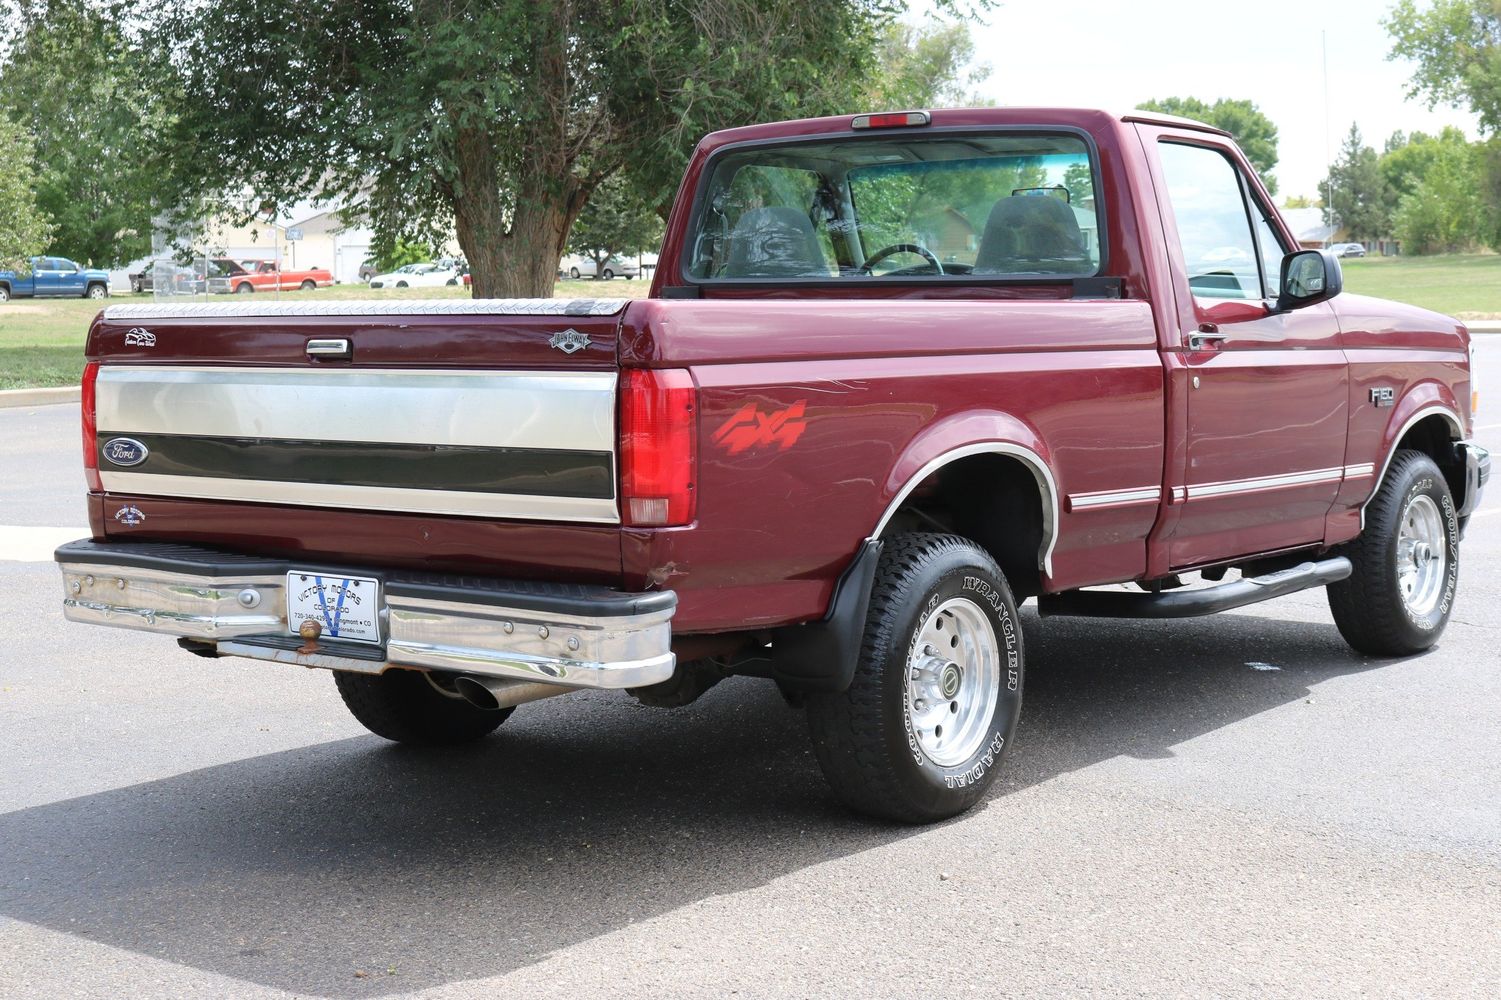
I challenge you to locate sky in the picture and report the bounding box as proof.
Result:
[912,0,1481,199]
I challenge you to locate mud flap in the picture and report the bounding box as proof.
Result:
[771,538,883,693]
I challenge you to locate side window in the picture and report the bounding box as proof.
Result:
[1157,142,1262,301]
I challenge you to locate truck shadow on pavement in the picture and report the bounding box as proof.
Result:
[0,609,1389,997]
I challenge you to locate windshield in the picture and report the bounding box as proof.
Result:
[685,132,1101,281]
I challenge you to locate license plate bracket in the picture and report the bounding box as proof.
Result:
[286,572,382,645]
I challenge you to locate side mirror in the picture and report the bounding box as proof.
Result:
[1275,249,1342,312]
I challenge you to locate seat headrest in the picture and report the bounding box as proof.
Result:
[721,206,831,278]
[973,196,1092,274]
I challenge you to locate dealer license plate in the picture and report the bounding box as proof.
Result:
[286,572,382,644]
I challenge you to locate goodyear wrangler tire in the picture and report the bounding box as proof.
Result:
[334,669,511,746]
[806,533,1023,823]
[1328,450,1459,656]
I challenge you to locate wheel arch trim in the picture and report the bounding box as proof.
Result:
[871,441,1061,577]
[1361,403,1463,529]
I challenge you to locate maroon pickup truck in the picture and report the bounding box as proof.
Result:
[57,108,1488,822]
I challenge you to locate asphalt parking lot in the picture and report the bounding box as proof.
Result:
[0,341,1498,999]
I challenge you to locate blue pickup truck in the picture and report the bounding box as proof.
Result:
[0,256,110,302]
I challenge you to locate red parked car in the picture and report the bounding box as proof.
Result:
[57,107,1487,822]
[207,259,333,294]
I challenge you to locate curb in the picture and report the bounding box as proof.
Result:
[1468,323,1501,334]
[0,386,80,410]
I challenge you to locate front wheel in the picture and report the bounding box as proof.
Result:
[806,533,1024,823]
[235,282,253,294]
[569,267,581,279]
[0,286,10,303]
[1327,450,1459,655]
[334,669,511,745]
[86,283,107,299]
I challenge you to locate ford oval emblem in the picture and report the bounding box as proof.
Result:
[102,437,149,467]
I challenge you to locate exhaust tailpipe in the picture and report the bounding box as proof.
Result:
[452,675,574,711]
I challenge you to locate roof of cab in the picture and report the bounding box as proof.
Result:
[696,107,1228,154]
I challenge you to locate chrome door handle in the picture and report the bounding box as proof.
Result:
[1187,331,1229,350]
[306,338,351,358]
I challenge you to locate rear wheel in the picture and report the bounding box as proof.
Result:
[299,279,316,290]
[396,280,408,288]
[602,268,614,280]
[334,669,511,745]
[806,533,1024,823]
[569,267,581,279]
[0,285,10,302]
[1328,450,1459,655]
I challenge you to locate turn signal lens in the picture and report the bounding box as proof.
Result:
[620,368,697,527]
[82,361,101,492]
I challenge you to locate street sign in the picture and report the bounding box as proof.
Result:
[286,228,303,242]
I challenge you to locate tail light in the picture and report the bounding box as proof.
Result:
[619,368,697,526]
[82,361,101,492]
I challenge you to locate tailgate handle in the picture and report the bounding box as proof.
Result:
[306,338,351,358]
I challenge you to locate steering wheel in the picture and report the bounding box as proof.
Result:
[860,243,944,276]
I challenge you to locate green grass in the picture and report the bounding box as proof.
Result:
[1340,253,1501,319]
[0,278,650,390]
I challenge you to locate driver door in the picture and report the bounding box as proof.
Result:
[1145,134,1349,569]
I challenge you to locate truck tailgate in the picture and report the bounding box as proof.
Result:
[85,298,631,583]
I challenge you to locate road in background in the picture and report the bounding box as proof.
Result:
[0,342,1496,998]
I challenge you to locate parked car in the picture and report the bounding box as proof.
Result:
[367,262,459,288]
[208,260,335,294]
[1333,242,1367,258]
[54,107,1488,825]
[128,262,158,294]
[0,256,110,301]
[561,255,640,280]
[358,258,377,282]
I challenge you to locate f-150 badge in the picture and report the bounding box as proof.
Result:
[1368,386,1395,407]
[712,401,808,455]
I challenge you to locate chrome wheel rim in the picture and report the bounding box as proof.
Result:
[1397,493,1446,616]
[906,596,1000,766]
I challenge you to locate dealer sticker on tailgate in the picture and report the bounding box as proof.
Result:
[286,572,381,644]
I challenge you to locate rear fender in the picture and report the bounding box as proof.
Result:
[871,411,1059,575]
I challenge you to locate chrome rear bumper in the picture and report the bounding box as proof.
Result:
[55,540,675,689]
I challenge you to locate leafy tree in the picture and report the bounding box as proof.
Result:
[368,235,442,274]
[1282,194,1317,209]
[1137,96,1280,192]
[867,19,991,110]
[0,117,53,272]
[1390,143,1484,254]
[0,1,170,267]
[1387,0,1501,134]
[1320,124,1391,242]
[566,175,664,279]
[158,0,975,298]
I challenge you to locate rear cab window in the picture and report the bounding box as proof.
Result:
[684,132,1104,283]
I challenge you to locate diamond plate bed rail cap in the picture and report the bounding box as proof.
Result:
[101,297,631,320]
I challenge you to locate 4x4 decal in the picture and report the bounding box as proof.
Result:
[711,401,808,455]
